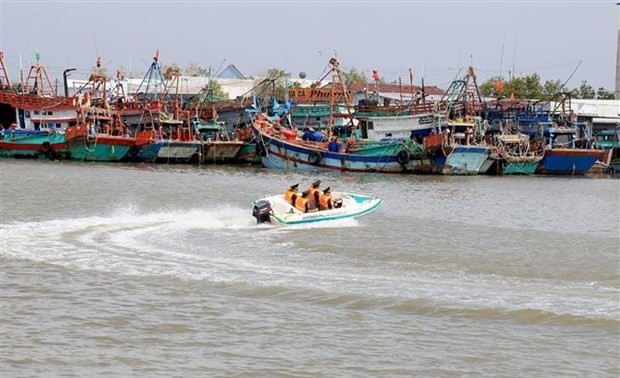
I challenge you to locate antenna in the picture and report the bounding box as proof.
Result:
[93,34,99,61]
[499,32,506,79]
[511,34,517,81]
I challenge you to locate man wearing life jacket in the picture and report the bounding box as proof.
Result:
[295,190,313,213]
[307,179,321,210]
[319,186,334,211]
[284,183,299,205]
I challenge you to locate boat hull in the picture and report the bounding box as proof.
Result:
[254,125,407,173]
[234,142,261,164]
[137,140,202,163]
[202,141,245,164]
[536,149,605,175]
[0,133,67,159]
[503,160,540,175]
[442,145,491,175]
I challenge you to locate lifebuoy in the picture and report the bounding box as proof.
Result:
[128,144,140,157]
[308,150,321,165]
[41,141,51,153]
[397,149,411,165]
[255,141,267,157]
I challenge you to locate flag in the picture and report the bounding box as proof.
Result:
[510,92,515,101]
[495,80,503,93]
[372,70,380,81]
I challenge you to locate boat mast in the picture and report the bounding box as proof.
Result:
[0,50,13,91]
[23,53,56,97]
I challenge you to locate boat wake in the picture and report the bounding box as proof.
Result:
[1,206,617,327]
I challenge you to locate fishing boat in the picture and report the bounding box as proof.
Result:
[252,58,412,173]
[428,67,492,175]
[195,119,245,164]
[0,129,66,159]
[134,118,201,163]
[61,58,145,162]
[430,118,492,175]
[493,134,543,175]
[0,51,78,135]
[253,115,411,172]
[592,127,620,174]
[535,122,605,175]
[252,191,382,226]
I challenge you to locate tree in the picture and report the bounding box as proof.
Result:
[185,63,209,77]
[162,63,181,80]
[480,74,549,99]
[342,67,366,87]
[202,79,229,100]
[541,79,563,100]
[479,76,502,97]
[577,80,595,99]
[596,87,615,100]
[253,68,291,99]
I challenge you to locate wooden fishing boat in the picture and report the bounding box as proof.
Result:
[195,119,245,164]
[427,67,492,175]
[253,114,410,173]
[252,58,412,173]
[0,129,66,159]
[0,52,77,134]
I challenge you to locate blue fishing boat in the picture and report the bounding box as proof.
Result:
[534,122,605,175]
[135,119,202,163]
[429,118,492,175]
[442,144,491,175]
[253,115,410,173]
[252,57,412,173]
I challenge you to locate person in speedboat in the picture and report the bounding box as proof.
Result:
[295,190,318,213]
[284,183,299,205]
[319,187,333,210]
[307,180,322,210]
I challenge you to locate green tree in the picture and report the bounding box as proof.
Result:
[541,79,563,100]
[162,63,181,80]
[479,73,547,99]
[202,79,229,100]
[342,67,366,86]
[596,87,615,99]
[577,80,595,99]
[253,68,291,99]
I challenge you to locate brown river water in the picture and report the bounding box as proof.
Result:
[1,159,618,377]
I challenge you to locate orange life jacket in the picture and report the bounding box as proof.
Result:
[284,189,298,204]
[319,194,333,210]
[295,196,309,212]
[308,186,321,203]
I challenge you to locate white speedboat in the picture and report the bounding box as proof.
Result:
[252,191,383,226]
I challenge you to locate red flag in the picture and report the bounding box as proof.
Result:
[510,92,515,101]
[372,70,380,81]
[495,80,503,93]
[154,49,160,63]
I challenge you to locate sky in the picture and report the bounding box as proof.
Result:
[0,0,617,92]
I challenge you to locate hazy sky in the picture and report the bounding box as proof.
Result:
[0,0,617,92]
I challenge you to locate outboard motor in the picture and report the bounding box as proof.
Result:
[252,200,272,224]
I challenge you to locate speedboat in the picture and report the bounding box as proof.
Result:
[252,191,383,226]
